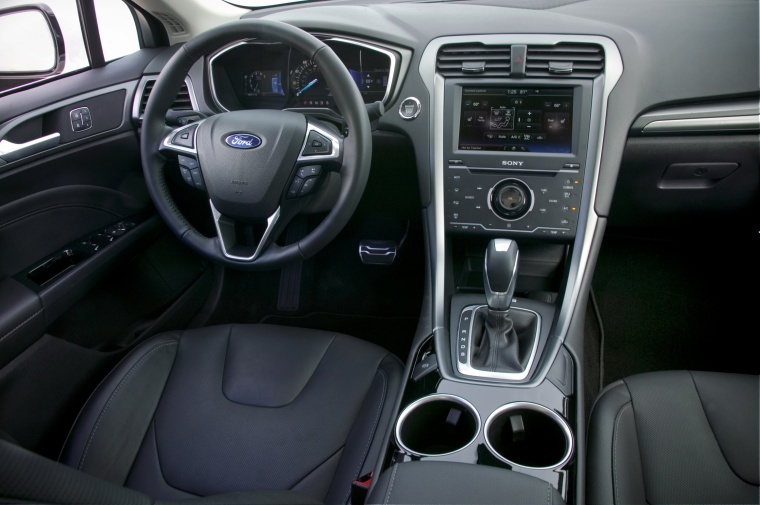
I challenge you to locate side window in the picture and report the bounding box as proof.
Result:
[0,0,141,95]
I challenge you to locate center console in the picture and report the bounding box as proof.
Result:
[368,35,623,505]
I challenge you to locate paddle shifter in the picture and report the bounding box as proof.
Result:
[469,239,533,375]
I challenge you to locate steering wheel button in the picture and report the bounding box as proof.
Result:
[297,165,321,178]
[299,177,318,195]
[287,177,304,198]
[190,169,205,189]
[173,124,198,149]
[178,155,199,170]
[179,166,194,186]
[302,131,331,155]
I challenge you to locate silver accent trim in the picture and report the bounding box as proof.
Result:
[395,394,481,458]
[297,123,341,162]
[0,133,60,162]
[484,402,574,471]
[456,305,540,381]
[642,115,760,133]
[207,40,261,112]
[132,76,199,123]
[161,121,204,156]
[210,202,281,262]
[419,35,624,380]
[326,37,399,107]
[208,37,399,113]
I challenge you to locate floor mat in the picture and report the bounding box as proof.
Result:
[591,231,760,387]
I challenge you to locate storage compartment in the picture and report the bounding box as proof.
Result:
[27,249,87,285]
[484,402,573,470]
[395,394,480,457]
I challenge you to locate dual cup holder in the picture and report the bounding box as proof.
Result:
[395,394,573,470]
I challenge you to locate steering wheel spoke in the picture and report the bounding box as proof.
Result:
[160,121,203,157]
[141,19,372,269]
[297,120,343,169]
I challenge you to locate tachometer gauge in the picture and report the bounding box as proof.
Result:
[291,59,329,98]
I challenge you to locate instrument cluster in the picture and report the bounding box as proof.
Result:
[209,38,396,113]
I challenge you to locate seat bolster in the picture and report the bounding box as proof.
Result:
[325,353,404,504]
[0,439,152,505]
[60,332,181,485]
[691,371,759,485]
[586,380,646,505]
[367,461,565,505]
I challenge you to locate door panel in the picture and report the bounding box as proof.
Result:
[0,48,215,456]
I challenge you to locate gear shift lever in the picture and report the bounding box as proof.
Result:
[469,238,533,375]
[484,239,519,312]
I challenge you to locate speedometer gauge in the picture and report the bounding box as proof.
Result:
[291,60,329,98]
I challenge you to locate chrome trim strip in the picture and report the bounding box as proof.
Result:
[297,123,341,162]
[207,40,261,112]
[419,35,624,381]
[210,202,281,262]
[0,133,60,161]
[161,121,204,156]
[456,305,541,381]
[642,114,760,133]
[325,37,399,106]
[132,76,200,122]
[484,402,574,470]
[207,36,400,113]
[395,394,481,458]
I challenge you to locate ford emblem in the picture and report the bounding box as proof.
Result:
[224,133,261,149]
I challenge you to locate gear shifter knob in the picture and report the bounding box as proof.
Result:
[484,238,519,311]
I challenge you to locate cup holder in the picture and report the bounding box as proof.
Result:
[395,394,481,457]
[484,402,573,470]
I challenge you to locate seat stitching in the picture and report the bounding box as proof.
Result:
[546,483,551,505]
[0,204,123,230]
[342,366,388,504]
[612,401,633,505]
[78,340,179,470]
[384,463,399,504]
[0,308,43,344]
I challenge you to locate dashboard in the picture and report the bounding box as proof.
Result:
[208,37,399,112]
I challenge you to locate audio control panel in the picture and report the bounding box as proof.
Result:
[442,79,593,240]
[444,166,582,237]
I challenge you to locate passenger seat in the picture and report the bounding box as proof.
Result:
[586,370,759,504]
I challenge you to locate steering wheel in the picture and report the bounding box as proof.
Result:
[140,19,372,270]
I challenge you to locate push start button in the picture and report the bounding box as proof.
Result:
[399,97,421,120]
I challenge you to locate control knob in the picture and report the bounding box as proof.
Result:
[490,179,532,220]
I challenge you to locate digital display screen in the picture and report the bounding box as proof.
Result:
[458,87,574,153]
[243,70,284,97]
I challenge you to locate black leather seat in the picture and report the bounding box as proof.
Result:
[1,324,403,504]
[586,370,759,505]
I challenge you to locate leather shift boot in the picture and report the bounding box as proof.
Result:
[470,307,535,373]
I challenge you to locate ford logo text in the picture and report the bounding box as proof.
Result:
[224,133,262,149]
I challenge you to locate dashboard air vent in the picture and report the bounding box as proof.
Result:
[138,79,194,120]
[437,43,511,77]
[525,43,604,78]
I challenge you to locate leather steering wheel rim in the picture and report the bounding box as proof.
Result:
[140,19,372,270]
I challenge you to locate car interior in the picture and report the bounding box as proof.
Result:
[0,0,758,504]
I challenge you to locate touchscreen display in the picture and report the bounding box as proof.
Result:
[458,87,574,153]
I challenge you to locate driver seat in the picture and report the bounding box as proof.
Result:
[1,324,403,504]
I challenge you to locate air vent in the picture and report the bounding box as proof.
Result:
[137,79,194,120]
[437,43,511,77]
[525,43,604,78]
[151,11,188,36]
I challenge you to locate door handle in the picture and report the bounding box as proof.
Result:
[0,132,60,163]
